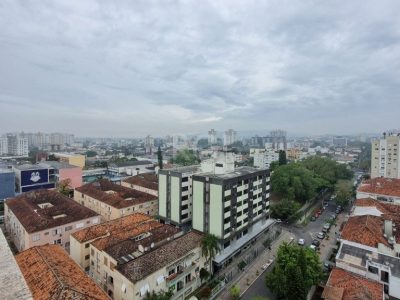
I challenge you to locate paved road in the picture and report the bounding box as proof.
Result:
[241,199,341,299]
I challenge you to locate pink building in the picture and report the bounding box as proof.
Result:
[4,189,100,253]
[44,161,83,188]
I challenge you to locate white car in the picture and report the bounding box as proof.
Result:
[298,238,305,246]
[309,245,317,251]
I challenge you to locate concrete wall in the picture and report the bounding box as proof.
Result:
[192,180,204,232]
[170,176,181,224]
[59,167,82,188]
[158,174,167,218]
[209,184,223,238]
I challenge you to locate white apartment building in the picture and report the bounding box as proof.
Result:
[223,129,237,146]
[0,137,8,156]
[208,129,217,145]
[371,133,400,179]
[250,148,279,169]
[5,134,28,156]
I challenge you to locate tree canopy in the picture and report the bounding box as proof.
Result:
[279,150,287,165]
[173,149,200,166]
[201,233,219,274]
[265,243,322,299]
[270,199,301,221]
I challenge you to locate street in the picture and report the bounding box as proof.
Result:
[241,199,344,299]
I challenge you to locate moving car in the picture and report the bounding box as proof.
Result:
[317,232,325,239]
[298,238,305,246]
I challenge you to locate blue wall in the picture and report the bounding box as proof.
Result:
[0,172,15,200]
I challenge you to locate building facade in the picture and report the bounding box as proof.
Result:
[223,129,237,146]
[53,153,86,169]
[0,169,15,200]
[371,133,400,179]
[13,164,55,193]
[4,190,100,252]
[208,129,217,145]
[122,173,158,197]
[75,179,158,221]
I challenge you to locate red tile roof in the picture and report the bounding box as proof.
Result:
[358,178,400,197]
[71,213,152,243]
[323,268,383,300]
[75,179,157,209]
[123,173,158,191]
[340,215,389,248]
[16,244,109,300]
[5,190,98,233]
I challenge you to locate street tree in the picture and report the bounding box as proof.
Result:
[157,146,163,170]
[265,243,322,299]
[201,233,219,275]
[229,285,240,300]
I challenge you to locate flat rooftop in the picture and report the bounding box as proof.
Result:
[109,160,153,167]
[42,161,79,169]
[196,166,268,180]
[5,190,99,233]
[0,229,32,300]
[13,163,49,171]
[161,164,201,174]
[76,179,157,209]
[16,245,109,300]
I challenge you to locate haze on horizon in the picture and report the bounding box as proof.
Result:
[1,0,400,137]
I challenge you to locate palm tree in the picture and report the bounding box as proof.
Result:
[201,233,219,275]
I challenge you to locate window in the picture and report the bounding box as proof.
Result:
[224,241,231,248]
[76,223,84,229]
[91,249,95,256]
[85,243,90,248]
[54,239,61,245]
[224,195,231,202]
[237,211,242,217]
[182,177,189,182]
[44,232,49,236]
[169,269,175,276]
[237,191,243,197]
[65,225,73,231]
[177,281,184,291]
[215,163,223,167]
[224,217,230,224]
[182,213,188,219]
[65,241,70,248]
[185,274,191,283]
[237,221,242,227]
[182,195,188,201]
[85,255,90,260]
[182,186,189,192]
[104,257,108,266]
[224,228,231,235]
[52,228,61,236]
[32,234,40,242]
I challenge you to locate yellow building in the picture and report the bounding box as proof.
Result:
[54,153,86,169]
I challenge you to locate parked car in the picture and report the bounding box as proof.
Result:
[330,214,337,220]
[312,239,320,247]
[310,245,317,251]
[298,238,305,246]
[276,219,282,223]
[323,223,331,230]
[317,232,325,239]
[324,202,329,207]
[310,216,316,222]
[323,261,335,272]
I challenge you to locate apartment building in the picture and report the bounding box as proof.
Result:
[122,173,158,197]
[0,168,15,200]
[371,133,400,179]
[223,129,237,146]
[208,129,217,145]
[113,231,206,300]
[0,137,8,156]
[336,198,400,298]
[158,165,201,226]
[6,134,28,156]
[13,163,56,193]
[52,152,86,169]
[4,190,100,252]
[75,179,158,221]
[322,268,384,300]
[15,244,109,300]
[250,148,279,169]
[70,214,153,271]
[0,229,32,300]
[192,166,272,269]
[357,178,400,204]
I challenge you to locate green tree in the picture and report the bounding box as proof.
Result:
[201,233,219,275]
[199,267,210,283]
[269,161,279,172]
[58,179,72,197]
[144,288,174,300]
[85,150,98,157]
[173,149,199,166]
[279,150,287,165]
[230,285,240,300]
[270,199,301,221]
[335,180,352,207]
[157,146,163,170]
[251,297,269,300]
[266,243,322,299]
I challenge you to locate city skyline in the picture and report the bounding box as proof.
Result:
[1,1,400,136]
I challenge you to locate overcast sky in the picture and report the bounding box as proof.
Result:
[1,0,399,137]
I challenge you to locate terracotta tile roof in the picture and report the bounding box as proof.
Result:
[123,173,158,191]
[105,225,181,260]
[358,178,400,197]
[76,179,157,209]
[5,190,98,233]
[117,231,203,282]
[340,215,389,248]
[15,244,109,300]
[353,198,400,242]
[71,213,152,243]
[323,268,383,300]
[91,220,162,251]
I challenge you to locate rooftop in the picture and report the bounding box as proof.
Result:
[13,163,49,171]
[117,231,203,282]
[109,160,153,168]
[340,215,389,248]
[196,166,268,180]
[0,168,14,174]
[42,161,79,169]
[0,229,32,300]
[358,178,400,198]
[5,190,99,233]
[161,164,201,174]
[16,244,109,300]
[323,268,383,300]
[76,179,157,209]
[123,173,158,190]
[72,213,152,243]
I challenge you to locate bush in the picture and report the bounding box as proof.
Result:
[238,260,247,271]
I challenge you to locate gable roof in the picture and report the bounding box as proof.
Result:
[323,268,383,300]
[358,178,400,197]
[123,173,158,190]
[75,179,157,209]
[340,215,389,248]
[15,245,109,300]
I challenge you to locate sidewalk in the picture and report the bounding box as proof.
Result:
[218,230,295,300]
